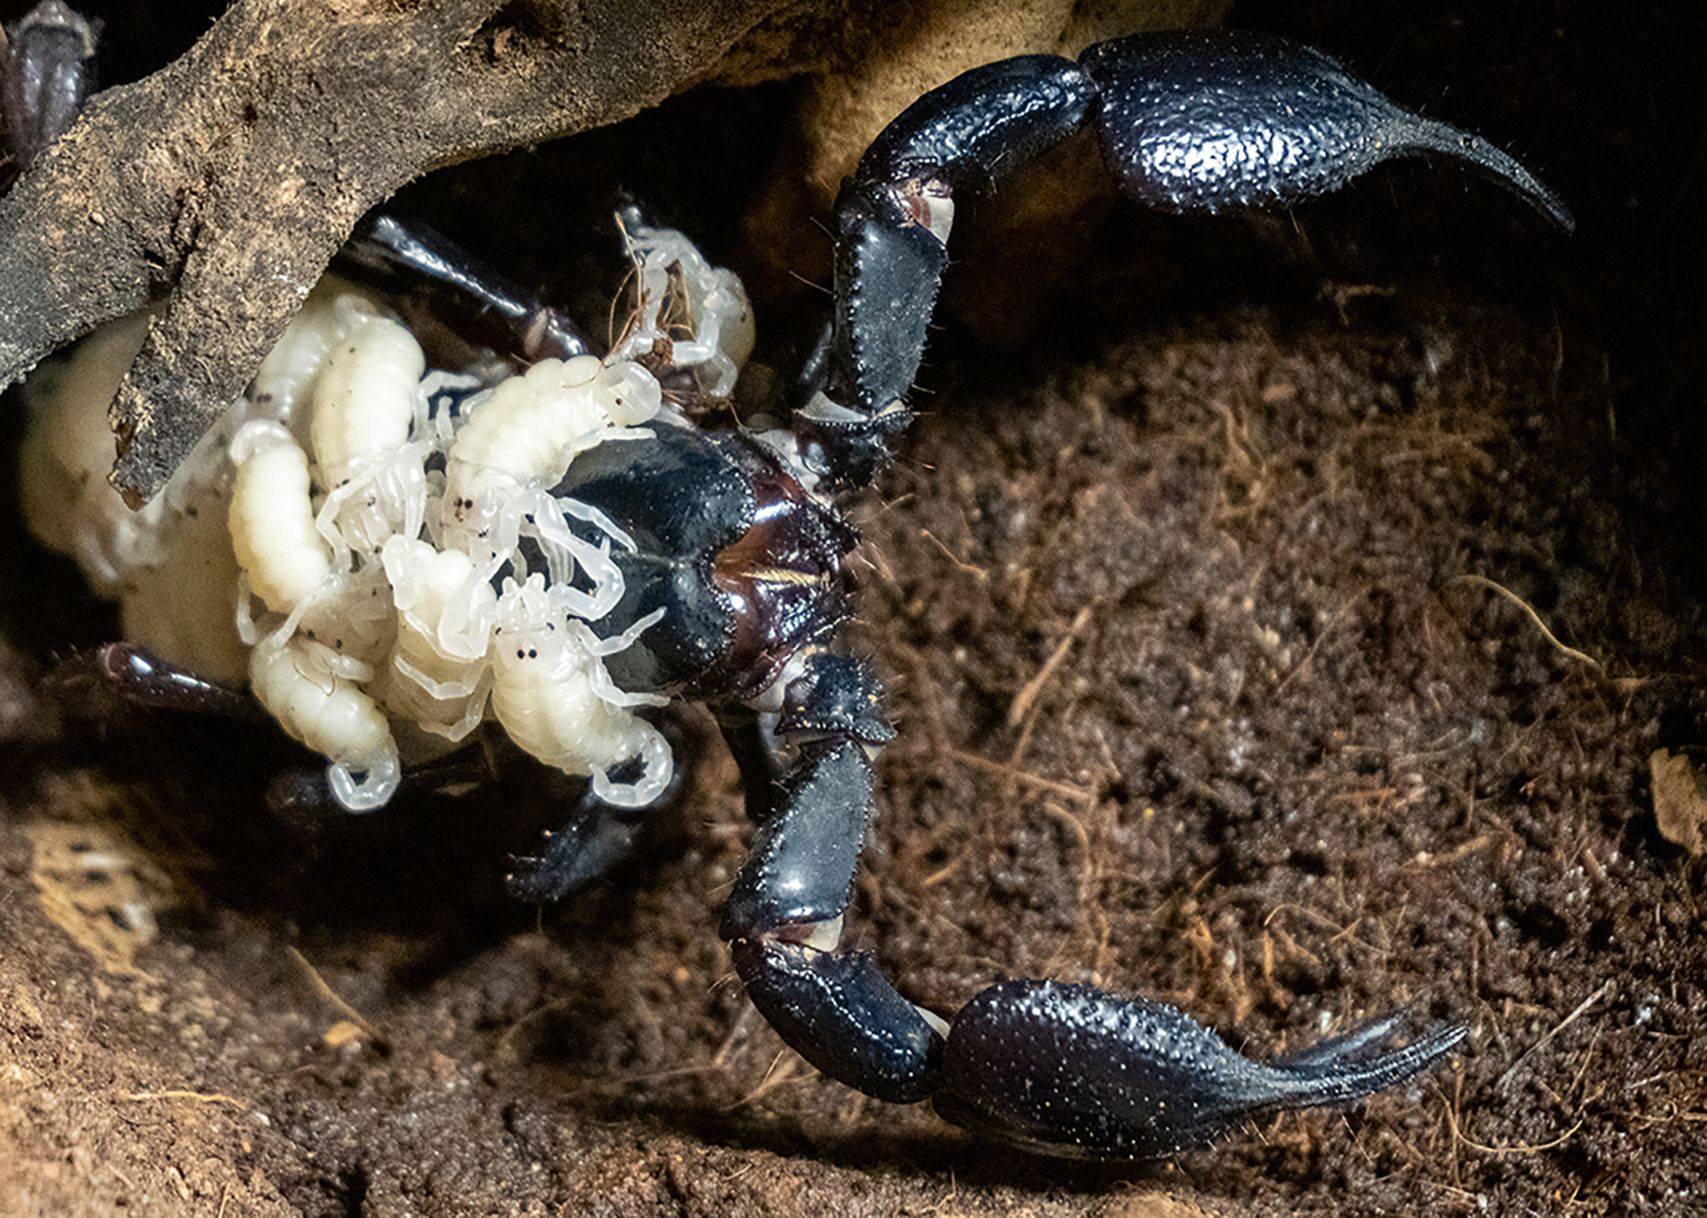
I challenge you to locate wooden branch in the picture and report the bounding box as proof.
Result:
[0,0,800,506]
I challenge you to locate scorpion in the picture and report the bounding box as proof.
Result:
[8,2,1570,1160]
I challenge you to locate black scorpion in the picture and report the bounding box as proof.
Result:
[8,6,1570,1159]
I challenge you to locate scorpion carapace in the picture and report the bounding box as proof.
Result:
[12,10,1569,1159]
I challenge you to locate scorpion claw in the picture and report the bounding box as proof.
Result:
[932,981,1466,1160]
[1081,31,1574,230]
[723,655,1465,1158]
[807,29,1569,489]
[1270,1007,1411,1069]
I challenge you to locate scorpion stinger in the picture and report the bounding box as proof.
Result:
[798,28,1573,489]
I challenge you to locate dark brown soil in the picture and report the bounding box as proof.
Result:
[2,2,1703,1215]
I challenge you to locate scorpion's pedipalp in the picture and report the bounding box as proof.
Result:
[1270,1006,1411,1069]
[1369,110,1575,233]
[803,29,1570,489]
[855,54,1095,189]
[731,938,944,1104]
[1080,31,1573,230]
[805,56,1098,487]
[720,650,1466,1158]
[723,652,946,1102]
[720,736,874,939]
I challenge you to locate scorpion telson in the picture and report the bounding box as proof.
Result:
[13,15,1571,1159]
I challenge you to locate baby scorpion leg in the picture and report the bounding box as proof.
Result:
[801,28,1571,487]
[720,651,1466,1157]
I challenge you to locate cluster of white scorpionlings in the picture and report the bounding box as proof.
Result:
[20,224,756,812]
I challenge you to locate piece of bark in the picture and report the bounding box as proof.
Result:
[0,0,809,507]
[1651,748,1707,858]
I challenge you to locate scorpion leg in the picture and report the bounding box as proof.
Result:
[47,641,267,722]
[47,644,358,820]
[505,787,647,903]
[1,0,97,178]
[47,643,496,822]
[721,650,1465,1157]
[715,704,789,822]
[803,29,1570,487]
[507,737,689,903]
[341,213,596,365]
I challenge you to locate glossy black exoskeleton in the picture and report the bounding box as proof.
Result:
[553,424,854,702]
[24,21,1572,1161]
[798,31,1571,487]
[1,0,94,188]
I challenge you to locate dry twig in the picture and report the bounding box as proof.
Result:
[287,945,383,1043]
[1446,574,1602,671]
[1496,978,1614,1093]
[1007,605,1094,727]
[118,1089,248,1109]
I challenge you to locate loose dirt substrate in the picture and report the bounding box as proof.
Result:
[3,274,1703,1215]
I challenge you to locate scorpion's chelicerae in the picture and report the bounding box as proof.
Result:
[10,4,1570,1159]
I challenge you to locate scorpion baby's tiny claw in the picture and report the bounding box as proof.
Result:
[931,982,1467,1159]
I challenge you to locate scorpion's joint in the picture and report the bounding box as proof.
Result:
[730,936,944,1104]
[795,396,915,487]
[778,652,895,747]
[886,176,956,245]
